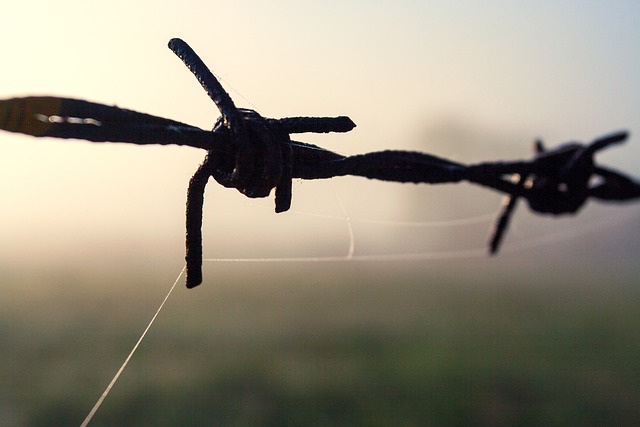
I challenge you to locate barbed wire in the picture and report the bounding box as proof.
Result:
[1,38,639,288]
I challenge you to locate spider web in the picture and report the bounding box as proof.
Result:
[78,180,639,425]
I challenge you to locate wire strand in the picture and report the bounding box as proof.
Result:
[203,247,488,263]
[200,207,639,264]
[80,266,184,427]
[333,187,355,259]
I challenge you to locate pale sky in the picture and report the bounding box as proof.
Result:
[1,1,639,276]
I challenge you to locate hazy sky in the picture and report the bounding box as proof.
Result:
[1,1,639,274]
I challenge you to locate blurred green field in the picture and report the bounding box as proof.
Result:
[2,259,640,427]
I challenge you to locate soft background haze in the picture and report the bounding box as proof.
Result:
[1,1,640,426]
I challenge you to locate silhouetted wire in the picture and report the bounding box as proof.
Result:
[1,38,639,290]
[80,267,184,427]
[4,37,640,427]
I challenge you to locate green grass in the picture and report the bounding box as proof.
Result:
[2,261,640,426]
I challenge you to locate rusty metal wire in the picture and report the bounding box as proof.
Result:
[1,38,639,288]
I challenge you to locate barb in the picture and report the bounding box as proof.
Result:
[488,139,544,254]
[168,38,242,131]
[1,38,639,288]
